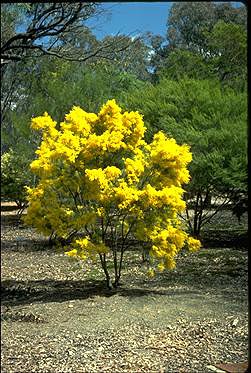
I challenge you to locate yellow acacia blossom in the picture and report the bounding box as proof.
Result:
[149,132,192,186]
[113,181,142,210]
[103,166,121,180]
[85,168,109,190]
[124,152,146,184]
[25,99,200,273]
[62,106,97,135]
[65,237,109,261]
[187,236,201,252]
[65,249,78,257]
[31,112,57,131]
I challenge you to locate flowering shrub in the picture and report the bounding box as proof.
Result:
[24,99,200,288]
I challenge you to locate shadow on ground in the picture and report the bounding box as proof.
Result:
[1,239,54,252]
[1,278,202,307]
[1,214,22,227]
[201,230,248,249]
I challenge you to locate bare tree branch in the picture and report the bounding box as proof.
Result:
[0,3,102,67]
[1,3,141,74]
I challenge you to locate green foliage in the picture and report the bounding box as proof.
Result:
[157,49,213,81]
[167,2,246,53]
[1,3,152,157]
[1,3,99,66]
[100,35,151,81]
[207,20,247,89]
[167,2,216,53]
[214,2,247,28]
[122,78,247,235]
[1,4,28,43]
[2,57,145,155]
[1,149,35,208]
[151,2,247,89]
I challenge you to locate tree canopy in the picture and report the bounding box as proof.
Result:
[150,1,247,88]
[122,78,247,235]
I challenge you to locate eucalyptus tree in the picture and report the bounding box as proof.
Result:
[150,2,247,85]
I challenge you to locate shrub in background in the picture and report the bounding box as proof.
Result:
[1,149,34,210]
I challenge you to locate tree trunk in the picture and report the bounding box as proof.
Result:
[113,249,123,288]
[193,193,200,237]
[99,254,112,290]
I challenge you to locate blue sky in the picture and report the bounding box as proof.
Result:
[86,2,173,39]
[85,2,244,40]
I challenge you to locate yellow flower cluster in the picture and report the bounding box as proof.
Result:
[113,181,141,210]
[187,236,201,252]
[31,112,57,131]
[25,99,200,269]
[65,237,109,261]
[148,226,191,271]
[124,150,146,185]
[141,184,185,212]
[62,106,96,135]
[149,132,192,186]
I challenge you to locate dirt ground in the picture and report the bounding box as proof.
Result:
[1,202,249,373]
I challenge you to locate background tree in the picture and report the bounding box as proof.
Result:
[167,2,216,54]
[1,4,29,57]
[1,56,146,152]
[166,2,246,53]
[122,78,247,236]
[99,34,152,81]
[150,2,247,84]
[1,4,150,154]
[207,20,247,89]
[156,49,213,81]
[0,2,143,142]
[214,2,247,27]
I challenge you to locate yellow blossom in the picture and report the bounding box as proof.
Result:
[25,100,200,276]
[31,112,57,131]
[65,249,78,257]
[187,237,201,252]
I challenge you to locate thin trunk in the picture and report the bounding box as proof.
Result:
[112,221,122,287]
[197,193,204,237]
[112,248,125,288]
[48,231,56,247]
[118,248,125,280]
[185,205,193,232]
[193,193,200,236]
[184,193,193,232]
[99,253,112,289]
[204,190,211,208]
[201,195,231,226]
[113,246,119,287]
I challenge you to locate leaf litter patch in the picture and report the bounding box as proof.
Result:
[1,204,248,373]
